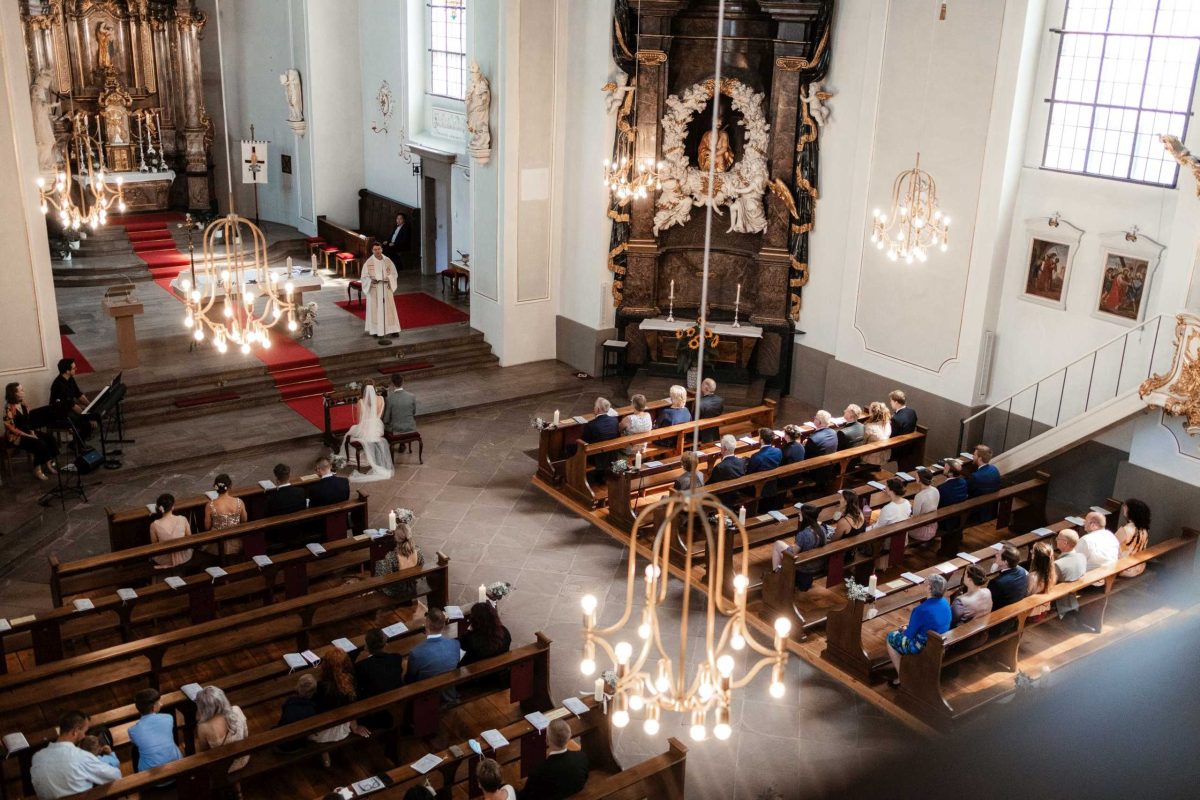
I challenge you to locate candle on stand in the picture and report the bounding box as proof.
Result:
[669,279,675,302]
[157,110,165,160]
[553,409,560,426]
[868,574,878,594]
[735,283,741,305]
[286,256,293,275]
[311,252,318,273]
[478,584,487,603]
[594,677,605,701]
[634,451,642,470]
[738,505,746,526]
[388,510,397,530]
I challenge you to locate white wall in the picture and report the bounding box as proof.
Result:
[0,0,60,398]
[359,0,421,208]
[308,0,365,227]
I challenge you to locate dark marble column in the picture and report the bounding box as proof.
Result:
[175,1,210,210]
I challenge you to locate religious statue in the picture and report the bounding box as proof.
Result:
[96,21,116,72]
[697,114,735,173]
[29,69,61,173]
[800,82,834,127]
[102,93,130,145]
[280,69,306,136]
[466,62,492,164]
[602,71,632,116]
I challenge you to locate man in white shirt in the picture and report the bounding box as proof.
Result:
[1076,511,1119,572]
[907,470,941,542]
[1054,528,1089,618]
[31,710,122,799]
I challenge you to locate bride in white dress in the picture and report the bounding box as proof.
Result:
[342,384,393,482]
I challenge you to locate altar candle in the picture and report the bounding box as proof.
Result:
[311,252,318,273]
[670,279,674,301]
[634,451,642,470]
[594,677,605,701]
[738,505,746,526]
[388,510,397,530]
[553,409,560,426]
[868,574,878,594]
[287,256,293,273]
[157,111,165,157]
[478,584,487,603]
[735,283,741,305]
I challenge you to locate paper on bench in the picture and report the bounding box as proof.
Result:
[934,562,958,574]
[0,619,10,633]
[739,436,758,445]
[1032,527,1055,538]
[145,503,158,514]
[301,474,318,482]
[283,653,308,671]
[367,528,390,540]
[301,649,322,666]
[2,733,30,755]
[1064,516,1085,526]
[332,638,358,653]
[755,514,773,523]
[572,415,588,424]
[164,578,186,591]
[869,588,886,599]
[205,490,219,501]
[928,463,945,473]
[800,422,816,431]
[382,621,409,638]
[956,552,981,564]
[767,510,789,523]
[351,776,387,796]
[773,430,786,440]
[72,598,95,612]
[1090,506,1111,515]
[480,728,510,749]
[258,480,276,490]
[524,711,550,732]
[831,417,846,426]
[253,555,273,568]
[959,452,974,460]
[117,588,138,602]
[410,753,444,774]
[895,472,915,482]
[989,542,1004,551]
[307,542,327,557]
[181,683,203,701]
[562,696,589,716]
[867,481,887,491]
[642,460,663,468]
[900,572,925,584]
[205,566,228,580]
[885,579,909,590]
[444,605,464,621]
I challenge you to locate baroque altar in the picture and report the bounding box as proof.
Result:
[20,0,215,211]
[606,0,834,388]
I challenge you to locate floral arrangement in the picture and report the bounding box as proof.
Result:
[392,507,416,527]
[602,670,618,695]
[486,581,511,602]
[347,381,360,391]
[844,576,871,603]
[331,454,348,472]
[529,416,553,431]
[610,459,629,475]
[298,301,318,340]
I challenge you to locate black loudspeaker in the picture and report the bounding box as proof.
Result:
[74,448,105,474]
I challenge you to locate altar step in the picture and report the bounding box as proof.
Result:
[120,329,499,425]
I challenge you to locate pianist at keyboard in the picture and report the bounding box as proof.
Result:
[49,357,95,440]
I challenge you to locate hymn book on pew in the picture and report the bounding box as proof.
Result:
[410,753,444,774]
[382,621,408,638]
[72,598,95,612]
[895,472,915,482]
[2,732,30,756]
[253,555,273,568]
[165,575,186,590]
[351,775,392,796]
[480,728,509,749]
[1090,506,1111,515]
[145,503,157,514]
[524,711,550,732]
[445,605,464,621]
[117,588,138,602]
[901,572,925,584]
[1065,516,1086,526]
[0,618,9,633]
[205,566,228,581]
[562,696,589,716]
[258,480,276,490]
[205,490,219,501]
[767,510,789,523]
[307,542,327,557]
[332,637,358,653]
[868,481,887,491]
[181,683,203,701]
[957,552,981,564]
[1033,528,1055,537]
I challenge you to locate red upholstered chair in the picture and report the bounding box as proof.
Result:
[305,236,325,257]
[335,252,358,279]
[320,244,339,271]
[347,280,363,306]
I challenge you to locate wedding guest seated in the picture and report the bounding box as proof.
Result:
[580,397,619,445]
[382,373,417,434]
[149,493,193,571]
[951,565,992,625]
[404,608,461,703]
[1026,541,1058,618]
[373,508,424,600]
[478,757,516,800]
[1115,498,1151,578]
[460,601,513,667]
[204,472,247,555]
[128,689,183,774]
[310,647,371,753]
[673,450,705,492]
[837,404,865,450]
[31,710,122,799]
[276,674,318,752]
[780,424,806,465]
[49,358,93,440]
[771,503,828,590]
[888,390,918,435]
[76,736,119,771]
[4,382,58,481]
[1053,529,1087,618]
[935,459,970,558]
[747,428,782,473]
[886,574,950,687]
[708,435,747,484]
[907,470,941,545]
[355,629,405,729]
[829,489,867,542]
[308,455,350,508]
[267,463,307,516]
[698,378,724,443]
[1077,512,1120,586]
[869,477,911,530]
[860,401,892,467]
[520,718,589,800]
[989,543,1029,610]
[656,384,692,428]
[618,394,653,455]
[194,686,249,774]
[966,444,1001,496]
[805,410,838,457]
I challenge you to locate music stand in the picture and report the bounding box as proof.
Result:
[38,418,89,509]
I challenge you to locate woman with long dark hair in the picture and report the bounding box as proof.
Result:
[1116,498,1151,578]
[459,602,512,666]
[4,382,58,480]
[1026,541,1058,618]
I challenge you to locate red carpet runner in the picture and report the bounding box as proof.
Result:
[334,292,469,329]
[115,213,347,431]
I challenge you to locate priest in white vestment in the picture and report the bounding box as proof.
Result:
[362,243,401,338]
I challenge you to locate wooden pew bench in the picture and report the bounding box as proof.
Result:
[762,473,1050,635]
[62,636,555,800]
[895,526,1199,727]
[0,559,450,731]
[52,497,370,606]
[3,531,396,675]
[571,738,688,799]
[105,473,331,551]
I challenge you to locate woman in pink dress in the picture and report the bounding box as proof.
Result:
[149,493,193,569]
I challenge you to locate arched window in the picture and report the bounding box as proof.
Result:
[428,0,468,100]
[1042,0,1200,185]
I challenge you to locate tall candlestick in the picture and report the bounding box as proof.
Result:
[157,111,165,163]
[286,256,293,275]
[553,409,560,426]
[868,574,878,594]
[735,283,741,305]
[670,279,674,300]
[311,252,318,273]
[738,505,746,526]
[732,283,742,328]
[478,583,487,603]
[667,279,675,322]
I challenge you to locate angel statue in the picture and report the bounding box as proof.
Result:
[466,62,492,164]
[602,72,633,115]
[96,21,116,71]
[280,69,306,136]
[800,82,834,127]
[30,69,61,173]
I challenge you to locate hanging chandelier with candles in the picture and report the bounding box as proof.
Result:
[580,491,791,742]
[870,153,950,264]
[37,154,126,232]
[602,0,663,203]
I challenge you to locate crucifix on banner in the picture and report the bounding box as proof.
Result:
[240,124,270,225]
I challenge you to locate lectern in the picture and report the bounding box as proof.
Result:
[103,285,144,369]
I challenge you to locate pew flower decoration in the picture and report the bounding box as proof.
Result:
[529,416,552,431]
[611,458,630,475]
[844,577,871,603]
[298,301,318,340]
[392,508,415,527]
[331,454,348,472]
[486,581,511,602]
[602,670,619,695]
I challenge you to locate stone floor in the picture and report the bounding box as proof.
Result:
[0,385,910,800]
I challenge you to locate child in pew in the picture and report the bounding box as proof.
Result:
[275,674,319,753]
[77,736,120,771]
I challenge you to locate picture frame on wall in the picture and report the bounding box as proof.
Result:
[1019,216,1083,310]
[1092,230,1166,326]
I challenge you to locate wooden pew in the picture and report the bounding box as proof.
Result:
[0,559,450,727]
[763,473,1050,636]
[317,214,373,262]
[64,635,555,800]
[535,394,687,485]
[105,473,332,551]
[358,188,421,270]
[53,497,370,606]
[896,526,1199,727]
[561,402,778,509]
[571,738,688,799]
[3,531,395,674]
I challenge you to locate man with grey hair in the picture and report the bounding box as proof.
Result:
[1054,528,1088,618]
[521,718,589,799]
[838,404,865,449]
[806,410,838,457]
[708,433,747,484]
[1076,510,1119,589]
[579,397,618,446]
[697,377,724,443]
[884,573,951,687]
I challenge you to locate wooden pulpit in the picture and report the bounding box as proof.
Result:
[103,286,144,369]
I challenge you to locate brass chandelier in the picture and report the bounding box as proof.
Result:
[580,491,791,742]
[870,153,950,264]
[37,149,126,232]
[602,0,663,203]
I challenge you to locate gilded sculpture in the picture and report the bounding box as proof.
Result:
[96,20,116,71]
[1139,313,1200,435]
[697,114,735,173]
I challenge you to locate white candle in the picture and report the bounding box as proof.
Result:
[868,574,878,594]
[735,283,741,305]
[388,510,397,530]
[157,111,165,157]
[553,409,560,426]
[286,256,293,275]
[738,506,746,526]
[669,279,674,301]
[478,584,487,603]
[634,451,642,470]
[311,252,318,272]
[594,677,605,701]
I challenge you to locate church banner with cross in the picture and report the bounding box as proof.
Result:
[240,139,269,184]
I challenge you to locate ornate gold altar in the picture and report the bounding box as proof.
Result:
[21,0,214,210]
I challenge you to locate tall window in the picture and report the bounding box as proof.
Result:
[428,1,467,100]
[1043,0,1200,186]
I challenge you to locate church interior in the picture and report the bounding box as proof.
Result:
[2,0,1199,797]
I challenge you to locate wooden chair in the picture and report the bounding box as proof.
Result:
[304,236,325,257]
[386,431,423,464]
[335,251,358,278]
[346,279,364,306]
